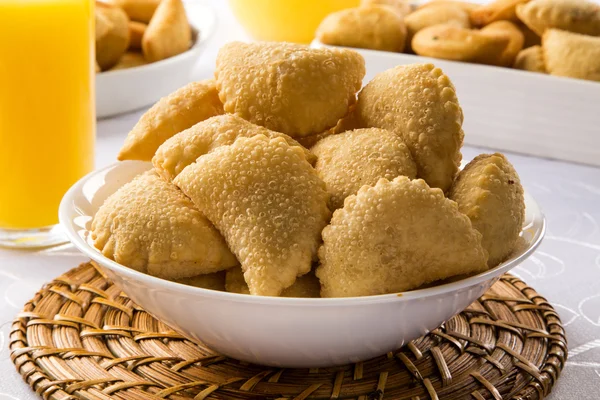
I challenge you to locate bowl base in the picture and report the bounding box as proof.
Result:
[10,261,567,399]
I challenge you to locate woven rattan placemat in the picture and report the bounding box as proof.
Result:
[10,262,567,400]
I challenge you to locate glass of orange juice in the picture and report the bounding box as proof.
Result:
[0,0,95,248]
[228,0,361,44]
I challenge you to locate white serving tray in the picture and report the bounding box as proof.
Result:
[96,2,216,118]
[313,42,600,167]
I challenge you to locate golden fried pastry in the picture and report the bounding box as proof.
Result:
[95,62,101,73]
[405,5,470,50]
[311,128,416,210]
[418,0,480,13]
[412,24,509,65]
[110,51,147,70]
[355,64,463,192]
[118,79,223,161]
[128,21,146,50]
[517,22,541,47]
[317,177,488,297]
[449,154,524,267]
[469,0,528,27]
[542,29,600,81]
[361,0,412,17]
[92,170,237,280]
[174,135,331,296]
[215,42,365,138]
[225,267,320,298]
[175,271,226,291]
[316,6,407,52]
[296,130,335,149]
[142,0,191,62]
[152,114,315,181]
[513,45,545,72]
[95,8,113,42]
[481,21,525,66]
[329,105,362,136]
[108,0,161,23]
[96,2,130,70]
[516,0,600,36]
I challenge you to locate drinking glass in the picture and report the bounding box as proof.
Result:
[228,0,360,44]
[0,0,95,248]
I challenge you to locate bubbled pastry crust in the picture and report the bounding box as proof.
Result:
[91,170,237,279]
[311,128,417,210]
[214,42,365,138]
[118,80,224,161]
[225,266,321,298]
[317,176,488,297]
[153,114,316,182]
[449,153,525,267]
[174,135,331,296]
[356,63,464,192]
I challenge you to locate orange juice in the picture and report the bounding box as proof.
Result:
[0,0,95,230]
[229,0,361,43]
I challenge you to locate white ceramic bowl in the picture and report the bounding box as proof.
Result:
[59,160,545,367]
[96,2,216,118]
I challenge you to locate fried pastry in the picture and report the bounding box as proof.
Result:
[361,0,412,17]
[311,128,416,210]
[174,135,331,296]
[355,63,464,192]
[481,21,525,66]
[91,170,237,279]
[142,0,191,62]
[128,21,146,50]
[517,22,541,47]
[118,79,224,161]
[513,45,545,72]
[225,267,320,298]
[516,0,600,36]
[96,2,130,70]
[316,6,407,52]
[417,0,480,13]
[108,0,161,23]
[152,114,315,181]
[175,271,226,291]
[449,153,525,267]
[317,177,488,297]
[95,8,113,42]
[110,51,147,70]
[405,5,470,50]
[412,24,510,65]
[542,29,600,81]
[215,42,365,138]
[469,0,528,27]
[295,130,335,149]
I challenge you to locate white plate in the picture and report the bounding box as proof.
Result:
[59,161,545,367]
[312,41,600,167]
[96,3,216,118]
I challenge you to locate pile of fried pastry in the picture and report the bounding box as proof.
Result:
[95,0,191,72]
[316,0,600,82]
[92,41,526,298]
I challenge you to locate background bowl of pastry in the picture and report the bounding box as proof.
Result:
[96,2,216,118]
[59,160,545,368]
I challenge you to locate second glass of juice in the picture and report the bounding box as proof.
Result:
[0,0,95,248]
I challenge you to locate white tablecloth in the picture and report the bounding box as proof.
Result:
[1,2,599,398]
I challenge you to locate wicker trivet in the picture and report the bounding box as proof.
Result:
[10,262,567,400]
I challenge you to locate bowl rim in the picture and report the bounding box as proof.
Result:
[96,2,217,78]
[59,160,546,307]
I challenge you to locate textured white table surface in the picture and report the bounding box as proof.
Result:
[1,1,600,398]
